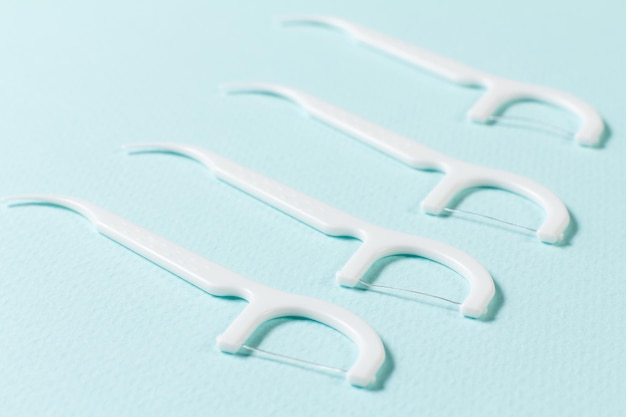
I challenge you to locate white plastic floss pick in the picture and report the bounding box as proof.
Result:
[221,83,571,245]
[123,143,496,319]
[279,15,605,146]
[2,195,385,388]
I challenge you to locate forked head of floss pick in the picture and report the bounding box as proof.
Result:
[277,15,605,146]
[123,143,496,319]
[1,195,386,388]
[220,83,571,244]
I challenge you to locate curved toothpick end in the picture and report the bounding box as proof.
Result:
[121,143,148,153]
[219,84,303,110]
[218,83,242,94]
[275,15,322,25]
[275,15,341,29]
[1,195,57,208]
[122,143,210,170]
[0,195,18,207]
[122,143,182,156]
[2,195,31,204]
[219,83,271,96]
[216,83,234,95]
[276,16,357,40]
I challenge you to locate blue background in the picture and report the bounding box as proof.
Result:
[1,1,624,416]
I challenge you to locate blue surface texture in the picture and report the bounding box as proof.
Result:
[0,0,624,416]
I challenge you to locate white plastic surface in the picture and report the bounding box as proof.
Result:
[124,144,496,319]
[280,15,605,146]
[222,83,571,244]
[2,195,385,388]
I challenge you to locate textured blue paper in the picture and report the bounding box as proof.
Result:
[1,1,624,416]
